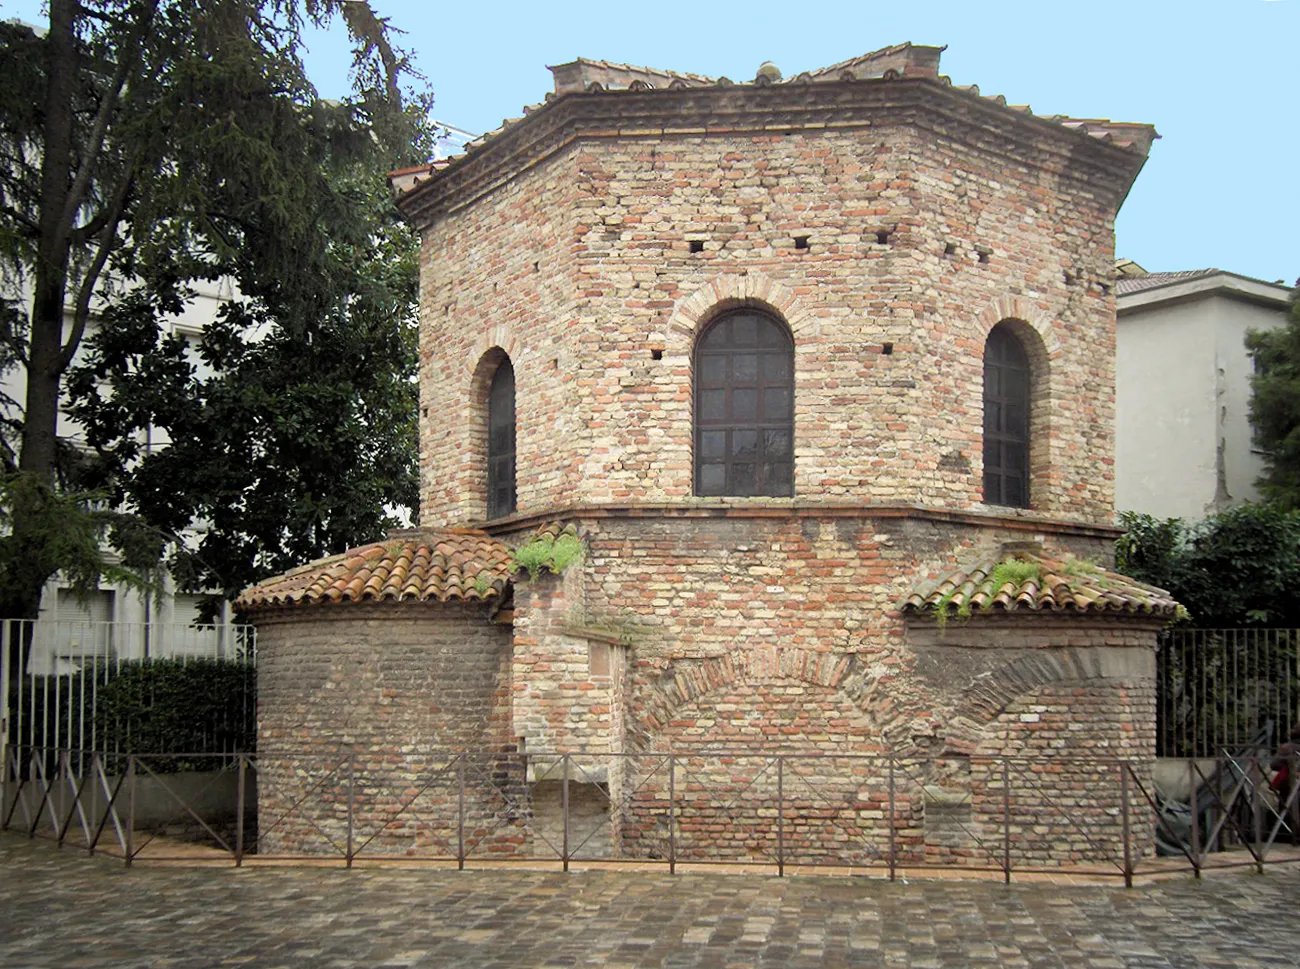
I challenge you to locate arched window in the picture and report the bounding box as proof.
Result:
[487,358,516,519]
[983,324,1031,508]
[694,310,794,497]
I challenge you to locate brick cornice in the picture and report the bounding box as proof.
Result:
[479,501,1123,540]
[397,78,1149,229]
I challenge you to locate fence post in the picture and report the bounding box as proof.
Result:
[776,756,785,878]
[1119,762,1133,888]
[235,754,246,868]
[888,753,896,882]
[1188,758,1201,878]
[345,753,355,869]
[0,620,10,817]
[561,754,570,873]
[456,753,466,871]
[668,754,676,876]
[1001,760,1011,885]
[125,755,136,868]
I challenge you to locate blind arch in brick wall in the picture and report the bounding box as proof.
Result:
[940,647,1148,756]
[634,646,913,750]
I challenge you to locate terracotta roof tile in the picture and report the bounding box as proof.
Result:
[236,528,512,612]
[903,548,1182,620]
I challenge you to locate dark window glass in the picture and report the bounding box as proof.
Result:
[487,359,516,519]
[983,325,1030,508]
[694,311,795,497]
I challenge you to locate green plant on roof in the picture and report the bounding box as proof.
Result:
[1060,555,1102,579]
[988,559,1043,592]
[511,532,585,580]
[933,584,972,629]
[472,571,495,595]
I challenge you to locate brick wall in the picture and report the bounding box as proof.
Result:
[495,514,1158,867]
[416,83,1133,526]
[253,603,524,857]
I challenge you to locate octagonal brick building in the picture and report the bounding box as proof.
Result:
[242,43,1178,867]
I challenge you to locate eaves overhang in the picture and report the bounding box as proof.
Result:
[1117,271,1294,316]
[393,75,1156,231]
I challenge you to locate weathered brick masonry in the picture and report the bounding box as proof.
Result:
[244,44,1171,866]
[252,603,526,857]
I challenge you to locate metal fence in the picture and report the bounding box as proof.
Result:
[4,746,1296,885]
[1,618,257,772]
[1157,628,1300,759]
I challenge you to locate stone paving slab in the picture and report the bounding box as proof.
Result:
[3,833,1299,968]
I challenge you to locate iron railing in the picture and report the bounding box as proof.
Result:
[1157,628,1300,758]
[1,619,257,773]
[4,746,1296,885]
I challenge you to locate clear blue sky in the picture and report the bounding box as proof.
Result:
[7,0,1298,283]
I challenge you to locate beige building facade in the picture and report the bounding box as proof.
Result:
[1115,268,1292,520]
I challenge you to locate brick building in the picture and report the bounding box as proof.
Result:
[240,44,1178,866]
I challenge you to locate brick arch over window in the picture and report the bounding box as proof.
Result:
[665,272,819,345]
[941,648,1114,756]
[981,318,1051,509]
[468,347,517,521]
[633,647,911,749]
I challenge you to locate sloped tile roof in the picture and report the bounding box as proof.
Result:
[903,549,1182,620]
[236,528,512,612]
[1115,269,1219,296]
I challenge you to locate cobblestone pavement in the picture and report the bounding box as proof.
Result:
[3,835,1299,969]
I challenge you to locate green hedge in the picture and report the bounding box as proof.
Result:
[7,658,255,771]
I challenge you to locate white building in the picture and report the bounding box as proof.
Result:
[1115,266,1293,520]
[1,278,242,671]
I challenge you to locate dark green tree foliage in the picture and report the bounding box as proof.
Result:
[0,2,433,618]
[1117,504,1300,627]
[1247,285,1300,509]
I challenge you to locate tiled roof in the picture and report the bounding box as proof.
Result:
[1115,269,1219,296]
[397,43,1156,201]
[236,528,512,612]
[903,549,1182,620]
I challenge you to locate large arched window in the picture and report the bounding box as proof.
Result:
[487,358,516,519]
[694,310,794,497]
[983,323,1031,508]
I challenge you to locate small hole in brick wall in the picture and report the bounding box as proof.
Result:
[943,242,956,257]
[550,358,559,370]
[977,249,990,264]
[1100,282,1111,296]
[443,303,451,315]
[794,236,810,250]
[422,407,429,417]
[881,342,894,355]
[533,261,540,272]
[651,348,663,360]
[1063,270,1075,286]
[876,230,891,245]
[689,239,704,253]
